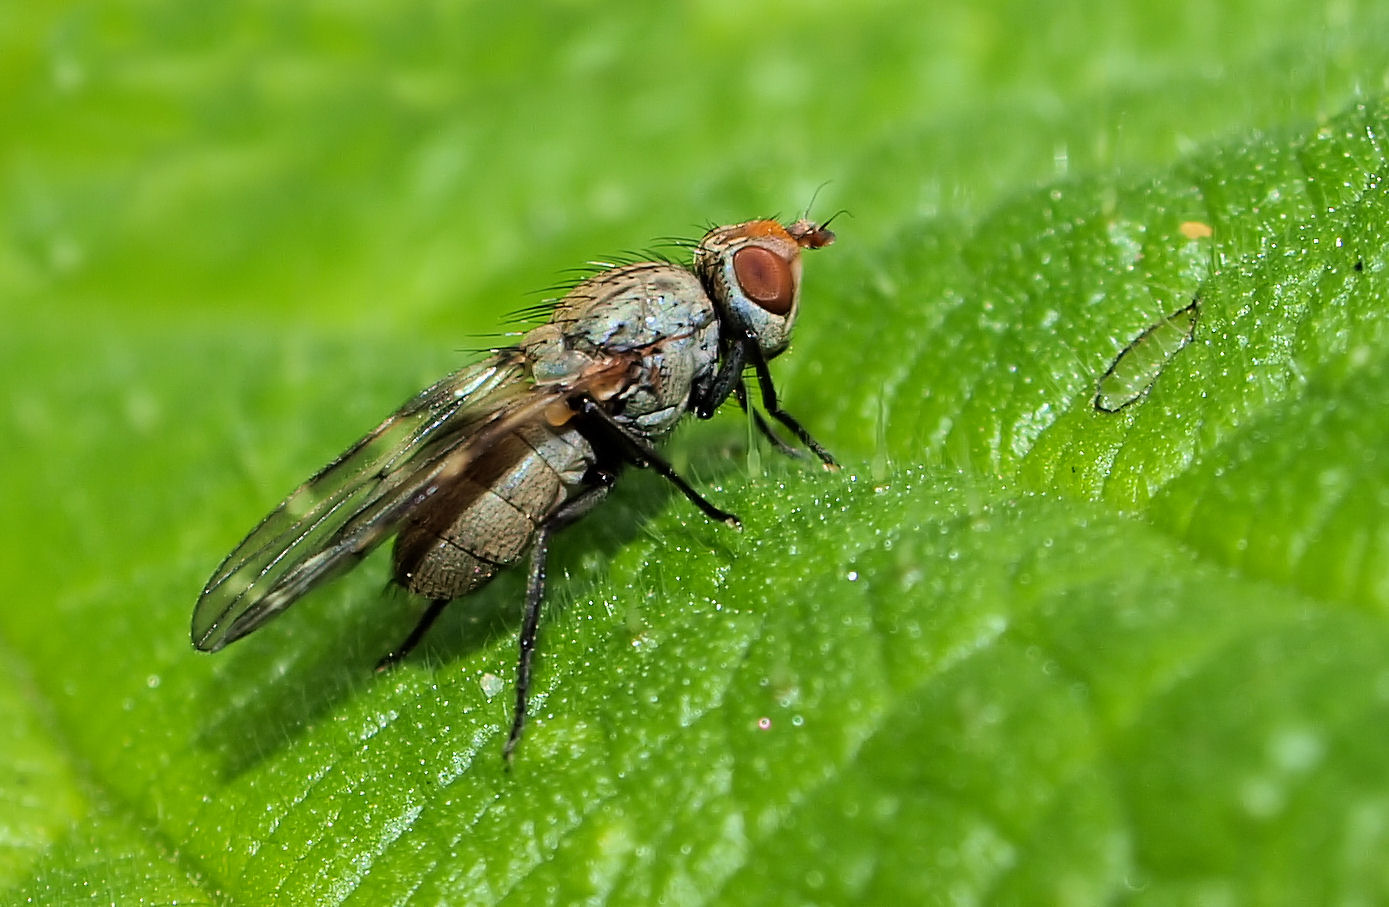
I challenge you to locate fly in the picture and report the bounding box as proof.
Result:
[193,215,839,760]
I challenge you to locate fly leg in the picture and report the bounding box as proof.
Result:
[374,598,450,672]
[692,336,836,468]
[574,397,741,528]
[734,380,805,460]
[741,333,839,470]
[505,477,612,763]
[692,340,746,418]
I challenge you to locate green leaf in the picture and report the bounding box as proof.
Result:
[6,1,1389,903]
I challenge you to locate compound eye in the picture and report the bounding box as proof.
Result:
[732,246,794,315]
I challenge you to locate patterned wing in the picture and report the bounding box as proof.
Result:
[192,352,554,651]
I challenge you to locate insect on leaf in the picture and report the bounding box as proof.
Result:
[1094,298,1200,412]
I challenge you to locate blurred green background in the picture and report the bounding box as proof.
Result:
[5,1,1389,903]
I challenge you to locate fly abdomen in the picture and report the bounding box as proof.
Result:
[392,425,596,601]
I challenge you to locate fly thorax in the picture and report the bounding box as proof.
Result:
[524,261,722,440]
[595,325,711,438]
[522,323,598,386]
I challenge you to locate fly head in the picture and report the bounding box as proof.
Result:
[694,217,836,360]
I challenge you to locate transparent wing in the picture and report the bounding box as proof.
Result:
[192,352,560,651]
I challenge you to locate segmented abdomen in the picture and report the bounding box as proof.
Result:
[391,423,595,600]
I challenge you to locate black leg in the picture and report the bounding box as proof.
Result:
[504,480,611,763]
[375,598,450,672]
[735,380,806,460]
[504,521,550,764]
[692,342,747,419]
[576,397,741,528]
[742,333,839,470]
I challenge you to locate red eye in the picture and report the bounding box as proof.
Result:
[732,246,794,315]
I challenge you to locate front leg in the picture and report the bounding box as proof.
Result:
[740,331,838,470]
[734,380,806,460]
[691,341,747,419]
